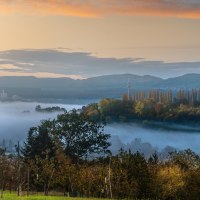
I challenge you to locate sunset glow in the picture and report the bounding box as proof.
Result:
[0,0,199,77]
[1,0,200,19]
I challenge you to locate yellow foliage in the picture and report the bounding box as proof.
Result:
[157,165,185,198]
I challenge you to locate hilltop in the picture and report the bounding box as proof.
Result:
[0,73,200,103]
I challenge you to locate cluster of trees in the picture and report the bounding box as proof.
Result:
[1,146,200,199]
[35,105,66,113]
[82,92,200,124]
[131,89,200,106]
[0,110,110,197]
[0,109,200,199]
[0,110,200,200]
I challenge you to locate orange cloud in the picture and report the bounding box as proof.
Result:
[0,0,100,17]
[0,0,200,19]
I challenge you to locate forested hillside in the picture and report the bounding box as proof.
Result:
[1,74,200,102]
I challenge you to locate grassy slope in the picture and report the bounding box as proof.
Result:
[2,193,105,200]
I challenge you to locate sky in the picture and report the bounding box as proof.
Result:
[0,0,200,78]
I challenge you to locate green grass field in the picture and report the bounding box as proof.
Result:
[1,192,105,200]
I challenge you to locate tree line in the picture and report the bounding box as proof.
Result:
[82,89,200,124]
[1,145,200,199]
[131,89,200,105]
[0,109,200,199]
[35,105,66,113]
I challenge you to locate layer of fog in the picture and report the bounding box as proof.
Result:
[105,124,200,157]
[0,102,82,141]
[1,102,200,155]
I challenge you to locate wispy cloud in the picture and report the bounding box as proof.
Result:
[0,71,83,79]
[0,49,200,79]
[0,64,22,71]
[0,0,200,19]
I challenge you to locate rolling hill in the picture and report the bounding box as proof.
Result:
[0,73,199,103]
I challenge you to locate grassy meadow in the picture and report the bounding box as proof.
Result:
[1,192,106,200]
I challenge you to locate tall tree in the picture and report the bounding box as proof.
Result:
[23,110,111,160]
[22,125,56,160]
[55,110,110,159]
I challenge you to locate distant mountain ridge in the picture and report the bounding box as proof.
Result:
[0,73,200,103]
[158,74,200,89]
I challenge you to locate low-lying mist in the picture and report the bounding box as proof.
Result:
[0,102,82,141]
[0,102,200,155]
[106,123,200,156]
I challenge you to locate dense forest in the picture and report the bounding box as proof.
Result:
[0,109,200,200]
[82,89,200,124]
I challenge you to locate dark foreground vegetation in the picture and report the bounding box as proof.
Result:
[83,89,200,125]
[1,109,200,200]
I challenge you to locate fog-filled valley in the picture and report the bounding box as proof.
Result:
[1,102,200,156]
[0,102,82,141]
